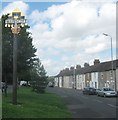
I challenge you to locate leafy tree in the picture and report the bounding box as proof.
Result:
[2,15,13,92]
[2,14,48,94]
[2,14,37,85]
[48,76,54,82]
[30,59,48,93]
[17,25,37,84]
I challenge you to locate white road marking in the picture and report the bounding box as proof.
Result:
[107,104,118,108]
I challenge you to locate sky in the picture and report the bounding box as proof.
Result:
[1,0,117,76]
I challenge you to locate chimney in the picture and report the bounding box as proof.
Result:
[65,68,69,71]
[70,66,74,70]
[76,65,81,69]
[94,59,100,65]
[84,63,89,68]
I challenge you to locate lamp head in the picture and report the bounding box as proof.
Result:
[5,8,27,31]
[103,33,109,36]
[11,8,24,20]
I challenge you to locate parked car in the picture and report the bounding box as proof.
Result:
[48,82,54,87]
[95,88,101,95]
[83,87,96,95]
[20,81,31,87]
[97,87,117,97]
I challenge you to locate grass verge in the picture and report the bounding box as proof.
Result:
[2,87,71,118]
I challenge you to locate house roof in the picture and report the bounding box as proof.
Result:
[89,59,118,72]
[55,59,118,77]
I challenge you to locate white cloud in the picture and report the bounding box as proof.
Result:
[29,1,116,75]
[85,43,106,54]
[41,59,64,76]
[2,1,116,76]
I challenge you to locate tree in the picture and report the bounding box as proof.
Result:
[2,14,48,95]
[17,25,37,84]
[30,59,48,93]
[2,14,37,85]
[2,15,13,96]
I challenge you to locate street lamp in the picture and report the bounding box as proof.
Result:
[73,66,76,89]
[5,8,26,105]
[103,33,115,90]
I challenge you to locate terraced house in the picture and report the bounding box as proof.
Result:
[54,59,118,92]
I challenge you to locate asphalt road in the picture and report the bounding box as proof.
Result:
[47,87,118,119]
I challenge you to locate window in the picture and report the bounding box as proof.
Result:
[94,73,96,79]
[110,71,113,79]
[69,79,72,87]
[103,88,113,91]
[95,82,97,88]
[101,73,103,79]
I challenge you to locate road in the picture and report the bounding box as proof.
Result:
[47,87,118,118]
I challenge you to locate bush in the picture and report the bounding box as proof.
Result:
[30,77,48,94]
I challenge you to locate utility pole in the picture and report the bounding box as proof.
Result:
[103,33,116,91]
[5,8,26,104]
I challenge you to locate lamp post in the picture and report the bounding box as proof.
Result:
[103,33,115,90]
[5,8,26,105]
[73,67,76,89]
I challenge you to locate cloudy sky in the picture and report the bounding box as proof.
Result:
[2,0,117,76]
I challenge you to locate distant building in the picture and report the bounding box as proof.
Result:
[54,59,118,92]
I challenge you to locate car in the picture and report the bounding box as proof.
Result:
[48,82,54,87]
[95,88,101,95]
[20,81,31,87]
[97,87,117,97]
[83,87,96,95]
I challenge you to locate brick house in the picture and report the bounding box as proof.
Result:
[54,59,118,91]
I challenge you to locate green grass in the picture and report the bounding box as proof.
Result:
[2,87,71,118]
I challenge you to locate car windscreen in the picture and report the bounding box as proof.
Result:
[103,88,114,91]
[89,88,95,91]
